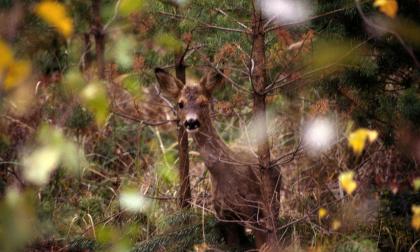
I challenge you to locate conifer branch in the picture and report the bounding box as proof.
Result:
[156,11,250,34]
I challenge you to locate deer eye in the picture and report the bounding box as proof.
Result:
[178,102,184,109]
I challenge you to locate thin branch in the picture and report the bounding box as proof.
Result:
[264,37,373,94]
[264,4,356,33]
[354,0,420,68]
[214,8,251,31]
[197,51,252,94]
[112,109,176,126]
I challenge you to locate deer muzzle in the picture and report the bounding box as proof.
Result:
[184,118,200,132]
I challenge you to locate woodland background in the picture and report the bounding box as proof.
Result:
[0,0,419,251]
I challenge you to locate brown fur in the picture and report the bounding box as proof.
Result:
[155,68,281,248]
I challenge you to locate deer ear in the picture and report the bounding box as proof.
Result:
[200,69,224,94]
[155,68,183,99]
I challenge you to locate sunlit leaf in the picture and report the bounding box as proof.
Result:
[331,219,341,231]
[35,1,74,38]
[339,171,357,195]
[23,146,61,186]
[374,0,398,18]
[3,60,31,90]
[22,126,85,185]
[318,207,328,219]
[413,178,420,191]
[412,205,420,230]
[114,36,136,68]
[80,82,109,126]
[119,0,144,16]
[119,190,151,213]
[0,40,13,68]
[348,128,378,155]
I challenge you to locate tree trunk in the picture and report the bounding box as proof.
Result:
[251,6,279,249]
[175,52,192,208]
[92,0,105,79]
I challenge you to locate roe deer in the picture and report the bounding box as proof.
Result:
[155,68,281,248]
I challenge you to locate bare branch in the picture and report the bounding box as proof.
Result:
[112,109,176,126]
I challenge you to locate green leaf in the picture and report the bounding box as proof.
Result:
[413,178,420,191]
[122,74,143,98]
[155,33,183,53]
[119,0,144,16]
[80,81,110,127]
[114,36,136,69]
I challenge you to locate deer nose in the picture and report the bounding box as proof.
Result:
[184,119,200,131]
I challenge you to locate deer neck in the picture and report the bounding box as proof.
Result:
[191,117,234,174]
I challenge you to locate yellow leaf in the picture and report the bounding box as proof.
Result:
[0,40,13,68]
[373,0,398,18]
[35,1,74,38]
[331,219,341,231]
[339,171,357,195]
[412,205,420,215]
[412,215,420,231]
[318,208,328,219]
[412,205,420,230]
[413,178,420,191]
[3,60,31,90]
[348,128,378,155]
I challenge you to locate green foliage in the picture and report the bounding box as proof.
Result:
[66,105,94,130]
[377,191,420,251]
[133,211,224,252]
[399,88,420,126]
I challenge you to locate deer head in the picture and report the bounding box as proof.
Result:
[155,68,224,133]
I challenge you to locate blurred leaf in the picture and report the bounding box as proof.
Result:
[157,151,178,185]
[119,0,144,16]
[63,70,86,94]
[3,60,31,90]
[348,128,378,155]
[22,126,86,186]
[412,205,420,230]
[0,40,13,68]
[331,219,342,231]
[114,36,136,68]
[318,207,328,220]
[374,0,398,18]
[119,190,151,213]
[121,74,142,98]
[339,171,357,195]
[22,146,61,186]
[0,188,37,252]
[155,33,183,53]
[35,1,74,38]
[61,141,87,173]
[310,40,365,73]
[80,82,109,127]
[413,178,420,191]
